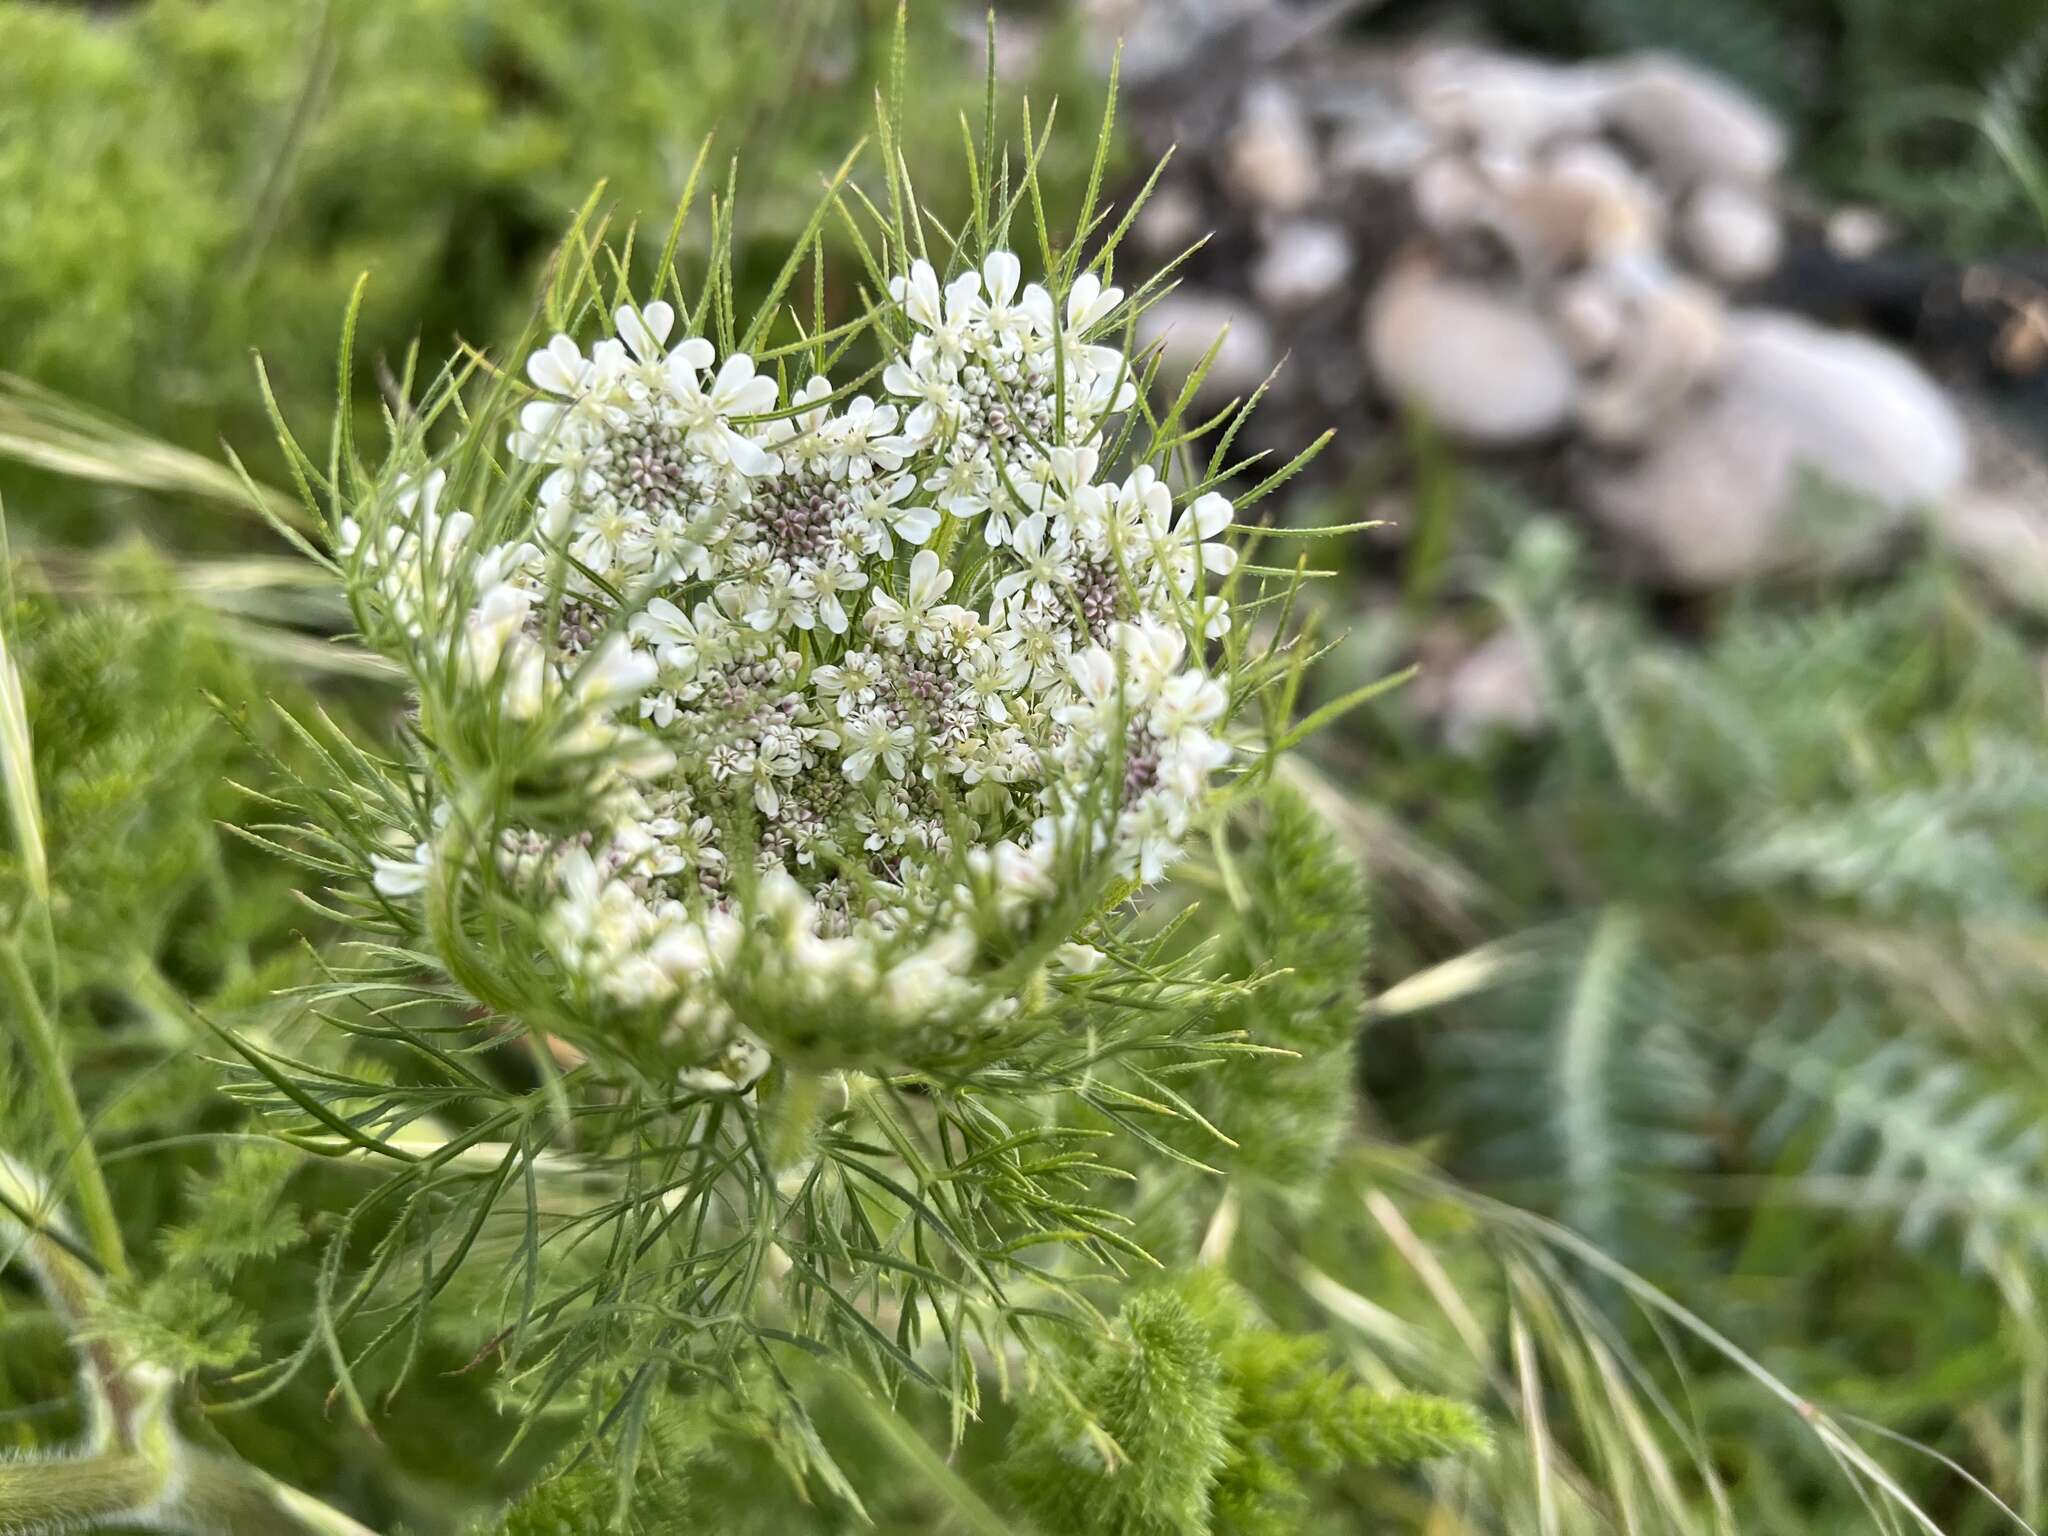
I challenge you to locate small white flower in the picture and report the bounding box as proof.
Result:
[840,706,914,783]
[824,395,908,483]
[1072,643,1121,705]
[739,566,799,633]
[964,251,1027,342]
[1053,942,1105,974]
[1118,617,1187,696]
[881,334,958,443]
[629,596,710,678]
[671,351,781,478]
[865,550,955,650]
[992,511,1074,608]
[610,301,682,403]
[527,333,593,398]
[465,583,531,678]
[1153,669,1227,737]
[889,259,947,332]
[924,450,995,524]
[1064,271,1124,338]
[792,558,868,635]
[501,637,548,719]
[576,634,659,710]
[1184,492,1237,572]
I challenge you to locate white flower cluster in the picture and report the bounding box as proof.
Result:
[359,254,1246,1083]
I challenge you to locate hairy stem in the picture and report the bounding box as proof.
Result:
[176,1453,385,1536]
[1,1140,380,1534]
[0,1450,170,1534]
[0,1450,385,1536]
[0,940,127,1283]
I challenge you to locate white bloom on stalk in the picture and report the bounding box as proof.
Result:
[825,395,912,483]
[355,249,1253,1086]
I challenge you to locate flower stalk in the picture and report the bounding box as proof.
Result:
[0,1157,383,1536]
[0,939,126,1284]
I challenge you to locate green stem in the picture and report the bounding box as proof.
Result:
[0,1450,170,1530]
[0,1179,383,1536]
[0,939,127,1283]
[177,1453,386,1536]
[0,1449,384,1536]
[826,1367,1021,1536]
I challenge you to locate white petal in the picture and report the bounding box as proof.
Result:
[1066,273,1100,326]
[666,338,715,384]
[724,430,782,479]
[614,302,672,364]
[906,549,941,605]
[893,505,941,545]
[527,335,586,396]
[1191,491,1234,540]
[983,250,1021,305]
[711,352,756,397]
[518,399,568,437]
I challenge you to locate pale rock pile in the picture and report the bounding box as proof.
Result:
[1041,1,2047,749]
[1108,20,1981,593]
[1357,44,1967,586]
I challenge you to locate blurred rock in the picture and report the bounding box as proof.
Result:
[1554,273,1627,364]
[1681,182,1783,283]
[1083,0,1279,82]
[1943,493,2048,610]
[1579,313,1967,585]
[1826,205,1896,259]
[1136,290,1277,401]
[1134,181,1207,258]
[1366,259,1578,445]
[1227,81,1320,214]
[1603,54,1786,187]
[1413,140,1662,279]
[1575,265,1726,446]
[1330,104,1434,180]
[1936,414,2048,612]
[1411,155,1497,238]
[1405,48,1608,162]
[1507,144,1665,272]
[966,12,1047,82]
[1253,219,1354,309]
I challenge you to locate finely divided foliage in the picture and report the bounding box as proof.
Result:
[208,38,1369,1520]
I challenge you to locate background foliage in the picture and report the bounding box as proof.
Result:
[0,0,1099,542]
[2,0,2046,1532]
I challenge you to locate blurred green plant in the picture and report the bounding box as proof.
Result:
[1343,501,2048,1531]
[1007,1269,1488,1536]
[0,0,1102,544]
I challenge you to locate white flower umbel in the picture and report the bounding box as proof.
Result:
[341,252,1248,1089]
